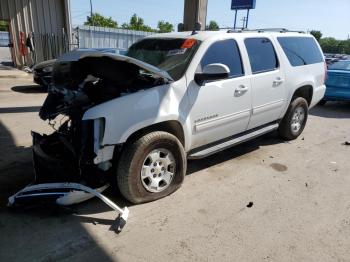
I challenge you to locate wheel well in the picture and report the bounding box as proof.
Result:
[292,85,313,106]
[125,121,185,146]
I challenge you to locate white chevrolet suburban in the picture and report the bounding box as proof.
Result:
[34,29,326,204]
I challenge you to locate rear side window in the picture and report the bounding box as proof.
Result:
[244,38,279,74]
[277,37,324,67]
[200,39,244,78]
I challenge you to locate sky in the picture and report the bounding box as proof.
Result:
[71,0,350,40]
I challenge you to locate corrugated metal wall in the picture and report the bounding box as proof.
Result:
[0,0,71,67]
[76,25,153,50]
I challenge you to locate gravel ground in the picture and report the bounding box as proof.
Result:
[0,76,350,262]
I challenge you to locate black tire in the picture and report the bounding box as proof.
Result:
[318,99,327,106]
[278,97,309,140]
[117,131,186,204]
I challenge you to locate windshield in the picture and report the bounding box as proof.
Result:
[328,60,350,71]
[126,38,200,81]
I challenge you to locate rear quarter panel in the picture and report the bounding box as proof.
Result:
[272,35,326,113]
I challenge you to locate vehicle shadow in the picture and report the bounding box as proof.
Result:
[0,106,41,113]
[11,84,46,94]
[0,121,33,207]
[187,133,284,175]
[310,102,350,119]
[0,120,122,261]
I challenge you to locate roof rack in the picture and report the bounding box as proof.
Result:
[227,28,305,34]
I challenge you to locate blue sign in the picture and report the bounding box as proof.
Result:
[231,0,256,10]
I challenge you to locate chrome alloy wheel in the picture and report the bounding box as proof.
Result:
[291,106,305,134]
[140,148,176,193]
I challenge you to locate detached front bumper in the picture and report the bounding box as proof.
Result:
[9,132,129,233]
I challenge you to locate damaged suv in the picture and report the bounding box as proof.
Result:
[34,30,326,204]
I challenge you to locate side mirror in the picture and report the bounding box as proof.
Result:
[195,63,230,86]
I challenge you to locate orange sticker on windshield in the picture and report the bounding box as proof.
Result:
[181,39,197,49]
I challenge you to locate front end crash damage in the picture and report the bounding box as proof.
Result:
[9,51,172,231]
[37,51,173,173]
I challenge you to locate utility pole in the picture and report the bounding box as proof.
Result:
[233,10,238,29]
[89,0,93,26]
[241,17,247,29]
[89,0,93,48]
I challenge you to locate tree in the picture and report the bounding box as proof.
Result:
[84,13,118,28]
[206,20,219,31]
[310,30,322,42]
[0,21,8,31]
[157,21,174,33]
[319,37,341,53]
[122,14,155,32]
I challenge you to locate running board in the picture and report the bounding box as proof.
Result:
[188,123,279,159]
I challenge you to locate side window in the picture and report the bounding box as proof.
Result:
[277,37,324,67]
[245,38,279,74]
[200,39,244,78]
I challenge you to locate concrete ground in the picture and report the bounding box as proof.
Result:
[0,76,350,262]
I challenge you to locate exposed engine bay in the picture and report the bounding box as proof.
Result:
[34,51,171,187]
[40,54,168,121]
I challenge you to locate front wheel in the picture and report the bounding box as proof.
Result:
[278,97,309,140]
[116,131,186,204]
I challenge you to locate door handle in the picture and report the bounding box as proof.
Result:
[234,85,249,97]
[273,77,284,86]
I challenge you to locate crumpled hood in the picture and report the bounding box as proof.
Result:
[40,50,173,121]
[56,50,174,82]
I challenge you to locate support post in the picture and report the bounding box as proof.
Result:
[246,9,250,28]
[183,0,208,31]
[233,10,238,29]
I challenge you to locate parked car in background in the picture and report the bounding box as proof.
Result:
[325,57,339,65]
[33,59,56,87]
[320,60,350,105]
[324,53,350,65]
[33,48,127,89]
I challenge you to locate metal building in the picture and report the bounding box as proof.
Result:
[0,0,72,67]
[75,25,153,51]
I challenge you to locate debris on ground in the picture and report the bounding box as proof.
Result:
[22,66,33,73]
[342,141,350,146]
[305,183,308,188]
[301,137,305,140]
[246,202,254,208]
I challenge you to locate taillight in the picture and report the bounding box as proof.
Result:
[323,62,328,85]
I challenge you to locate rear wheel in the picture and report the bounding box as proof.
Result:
[278,97,308,140]
[117,131,186,204]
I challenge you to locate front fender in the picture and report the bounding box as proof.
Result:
[83,79,190,149]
